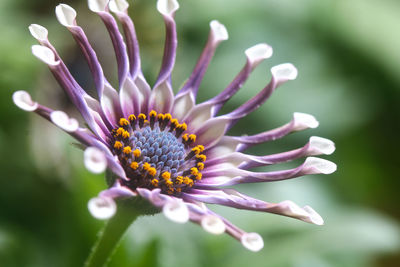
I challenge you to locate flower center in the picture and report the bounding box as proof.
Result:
[110,111,206,195]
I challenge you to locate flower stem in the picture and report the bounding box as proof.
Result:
[84,201,139,267]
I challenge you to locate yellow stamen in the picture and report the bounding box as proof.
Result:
[130,162,139,170]
[114,141,123,149]
[133,149,141,158]
[151,179,158,187]
[176,187,182,193]
[175,176,183,185]
[149,110,157,117]
[190,167,198,176]
[188,134,196,143]
[196,154,206,162]
[122,130,130,139]
[116,127,124,136]
[119,118,129,126]
[138,113,146,120]
[182,134,189,142]
[191,146,202,155]
[197,162,204,171]
[178,123,187,131]
[161,172,171,180]
[123,146,132,154]
[148,167,157,177]
[143,162,151,170]
[183,177,193,186]
[165,179,173,186]
[170,119,178,127]
[128,114,136,121]
[164,113,172,121]
[195,173,202,180]
[157,113,164,121]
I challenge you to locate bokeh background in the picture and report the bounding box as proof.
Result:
[1,0,399,266]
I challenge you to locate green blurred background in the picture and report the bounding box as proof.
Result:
[1,0,399,266]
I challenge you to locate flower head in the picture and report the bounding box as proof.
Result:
[15,0,336,252]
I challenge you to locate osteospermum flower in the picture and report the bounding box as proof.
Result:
[14,0,336,253]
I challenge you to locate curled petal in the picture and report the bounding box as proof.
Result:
[109,0,129,13]
[50,111,79,132]
[88,0,108,12]
[99,183,137,198]
[201,215,226,235]
[55,4,76,27]
[177,20,228,98]
[119,77,140,117]
[244,43,273,69]
[12,91,38,112]
[101,83,122,127]
[29,24,48,42]
[302,157,337,175]
[241,232,264,252]
[88,196,117,220]
[271,63,298,85]
[162,200,189,224]
[84,147,107,174]
[308,136,335,155]
[31,45,59,66]
[293,112,319,131]
[157,0,179,16]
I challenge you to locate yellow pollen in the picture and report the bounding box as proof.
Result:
[164,113,172,121]
[167,188,174,195]
[176,188,182,193]
[190,167,198,176]
[188,134,197,142]
[116,127,124,136]
[157,113,165,120]
[182,134,189,142]
[161,172,171,180]
[191,146,201,155]
[123,146,132,154]
[122,130,130,139]
[133,149,141,158]
[165,180,173,186]
[170,119,178,127]
[119,118,129,126]
[197,145,204,153]
[179,123,187,131]
[149,110,157,117]
[196,154,206,162]
[151,179,158,187]
[114,141,123,149]
[183,177,193,186]
[175,176,183,185]
[195,173,202,180]
[138,113,146,120]
[130,161,139,170]
[148,167,157,176]
[197,162,204,171]
[143,162,151,170]
[128,114,136,121]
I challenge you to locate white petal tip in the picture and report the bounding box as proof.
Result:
[245,43,273,66]
[303,206,324,225]
[55,4,77,27]
[109,0,129,13]
[88,0,109,12]
[271,63,298,82]
[163,200,189,224]
[210,20,228,42]
[31,45,59,66]
[12,91,38,112]
[29,24,48,41]
[84,147,107,174]
[309,136,336,155]
[50,111,79,132]
[201,215,226,235]
[157,0,179,16]
[241,233,264,252]
[293,112,319,131]
[88,197,116,220]
[304,157,337,174]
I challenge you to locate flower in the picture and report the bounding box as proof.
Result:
[13,0,336,252]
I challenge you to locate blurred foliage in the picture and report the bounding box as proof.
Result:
[0,0,399,266]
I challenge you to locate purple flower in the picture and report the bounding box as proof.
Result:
[13,0,336,252]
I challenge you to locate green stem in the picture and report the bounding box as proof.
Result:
[84,202,139,267]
